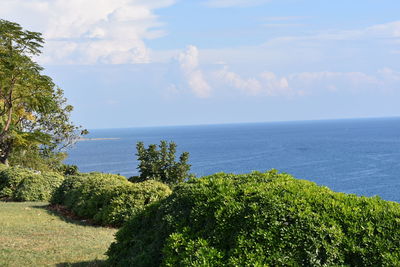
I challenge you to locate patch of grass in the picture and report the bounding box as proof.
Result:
[0,202,117,266]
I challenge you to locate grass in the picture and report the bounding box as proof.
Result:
[0,202,117,266]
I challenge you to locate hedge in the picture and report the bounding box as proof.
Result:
[0,167,64,201]
[0,164,8,171]
[107,170,400,266]
[51,172,172,227]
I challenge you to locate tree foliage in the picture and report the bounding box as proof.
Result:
[134,141,191,186]
[0,19,84,166]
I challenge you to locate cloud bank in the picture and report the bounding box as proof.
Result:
[215,67,298,96]
[168,46,400,99]
[0,0,176,64]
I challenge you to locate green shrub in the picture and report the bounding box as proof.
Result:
[107,170,400,266]
[0,167,64,201]
[51,172,172,227]
[0,164,8,171]
[0,167,31,199]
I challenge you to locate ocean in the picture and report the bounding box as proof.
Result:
[65,117,400,202]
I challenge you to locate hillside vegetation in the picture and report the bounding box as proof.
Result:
[2,162,400,266]
[107,170,400,266]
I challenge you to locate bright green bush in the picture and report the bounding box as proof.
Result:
[0,167,32,199]
[107,170,400,266]
[51,172,172,226]
[0,167,64,201]
[0,164,8,171]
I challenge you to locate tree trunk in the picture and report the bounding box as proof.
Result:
[0,139,12,165]
[0,83,14,165]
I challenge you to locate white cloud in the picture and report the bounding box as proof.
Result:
[289,71,379,93]
[262,16,306,28]
[204,0,271,8]
[215,67,262,95]
[195,20,400,84]
[263,23,305,28]
[264,20,400,46]
[214,65,400,97]
[366,21,400,38]
[262,16,306,21]
[162,83,180,99]
[216,67,262,95]
[378,68,400,80]
[215,66,300,96]
[178,46,212,98]
[0,0,176,64]
[260,72,295,96]
[178,46,200,71]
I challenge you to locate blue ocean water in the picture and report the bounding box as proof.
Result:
[65,118,400,202]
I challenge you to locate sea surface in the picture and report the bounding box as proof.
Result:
[66,117,400,202]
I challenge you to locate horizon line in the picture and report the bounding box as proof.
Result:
[86,115,400,131]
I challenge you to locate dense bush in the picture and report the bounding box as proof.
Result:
[0,167,64,201]
[51,172,172,226]
[0,164,8,171]
[107,170,400,266]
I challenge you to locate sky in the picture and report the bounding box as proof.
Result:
[1,0,400,129]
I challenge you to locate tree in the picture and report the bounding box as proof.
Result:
[0,19,84,166]
[134,141,191,185]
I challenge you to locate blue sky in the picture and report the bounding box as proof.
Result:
[1,0,400,128]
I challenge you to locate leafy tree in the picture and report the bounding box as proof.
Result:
[134,141,191,185]
[0,19,85,166]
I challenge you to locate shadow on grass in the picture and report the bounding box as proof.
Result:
[32,204,106,228]
[56,259,106,266]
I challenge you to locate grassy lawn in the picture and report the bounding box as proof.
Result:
[0,202,117,266]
